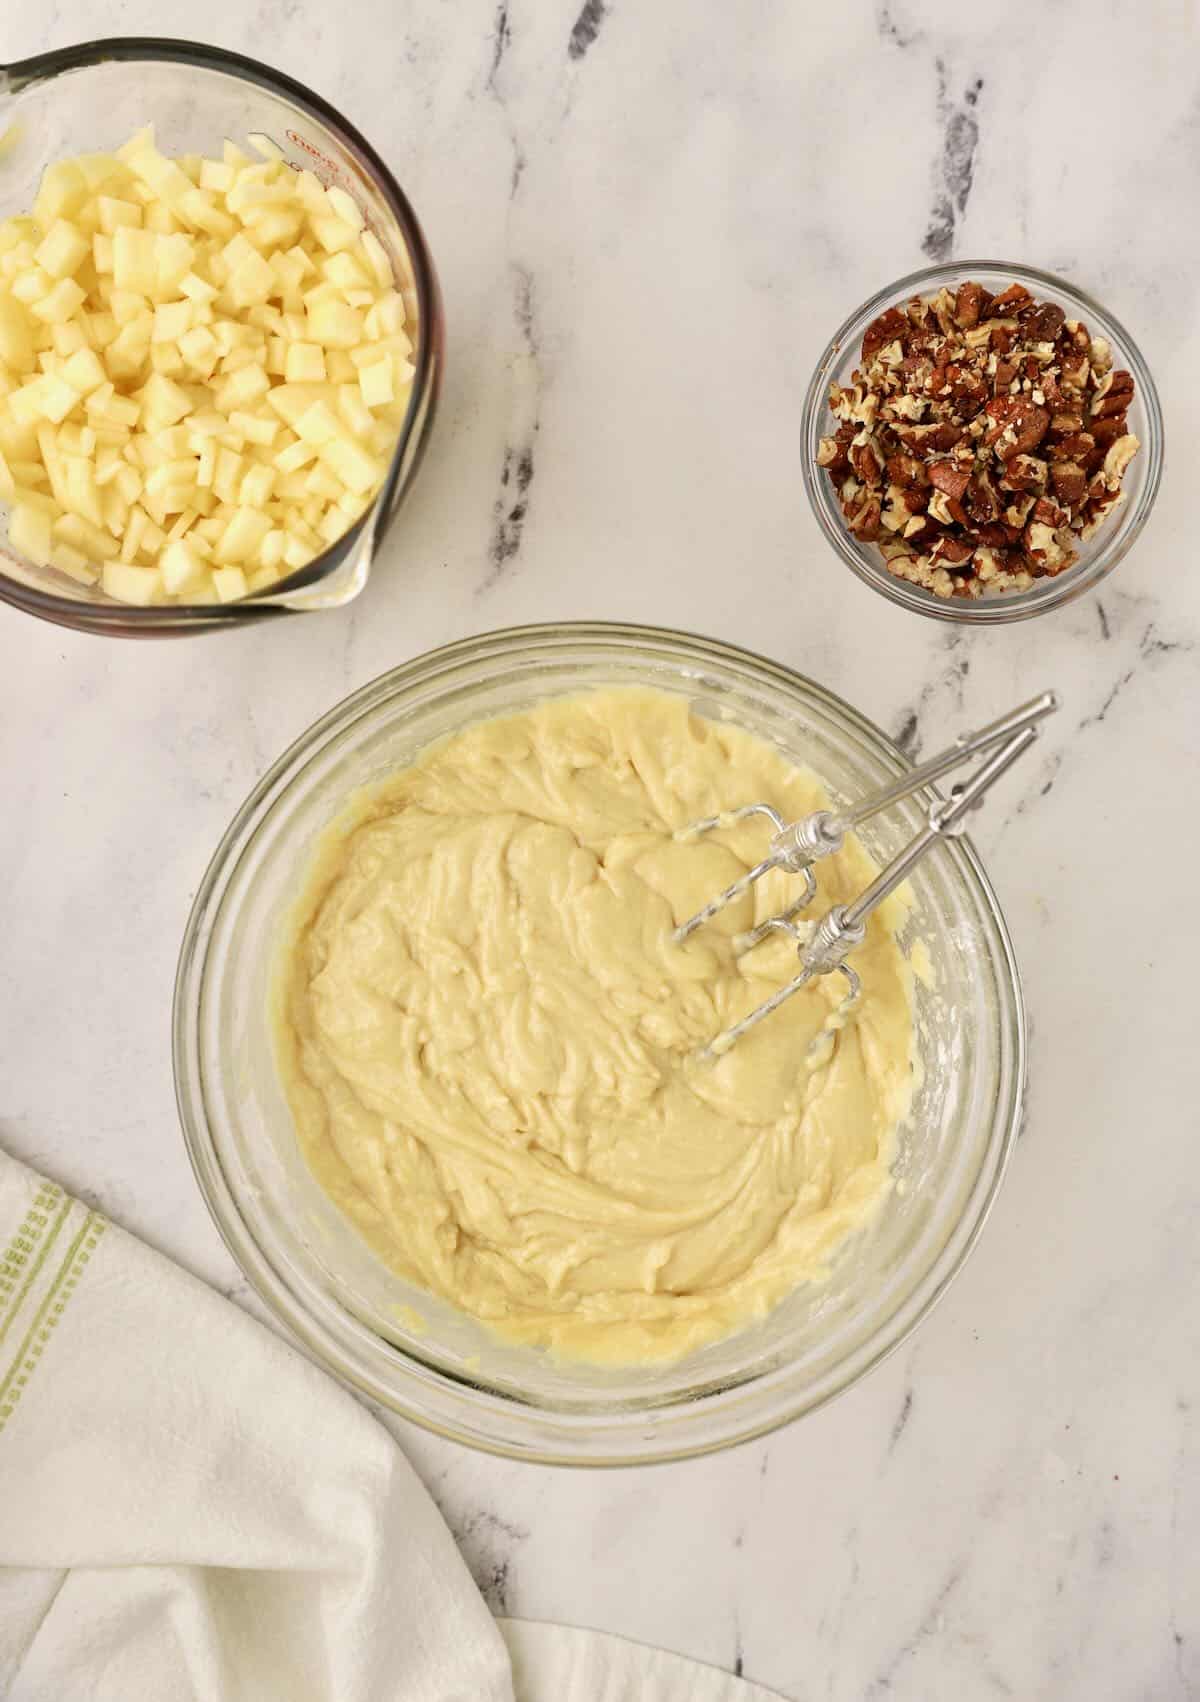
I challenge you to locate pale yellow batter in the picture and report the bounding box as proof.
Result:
[274,689,917,1364]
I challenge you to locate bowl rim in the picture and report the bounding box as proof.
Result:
[173,620,1027,1464]
[0,35,442,634]
[800,258,1165,626]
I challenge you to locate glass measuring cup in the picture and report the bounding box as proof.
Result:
[0,38,444,636]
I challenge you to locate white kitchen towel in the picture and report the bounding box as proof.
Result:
[501,1622,786,1701]
[0,1151,785,1702]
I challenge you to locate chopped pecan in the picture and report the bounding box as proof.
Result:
[1102,434,1139,484]
[984,395,1050,460]
[1032,496,1068,528]
[1003,494,1036,527]
[844,489,882,541]
[929,459,971,501]
[1049,462,1087,507]
[965,471,1001,524]
[1060,349,1090,391]
[1089,369,1135,419]
[954,280,987,329]
[848,434,884,487]
[1048,429,1095,462]
[1089,414,1129,450]
[929,533,974,568]
[1028,302,1066,342]
[1000,453,1047,493]
[885,452,928,489]
[927,490,969,527]
[989,283,1033,315]
[817,435,846,471]
[881,485,913,531]
[1023,519,1074,575]
[818,277,1141,598]
[861,307,910,362]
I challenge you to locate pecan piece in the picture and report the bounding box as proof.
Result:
[844,490,882,541]
[1031,496,1068,528]
[1102,434,1139,484]
[885,452,928,489]
[1060,352,1090,392]
[1049,462,1087,507]
[954,280,988,329]
[1090,369,1135,419]
[861,307,909,363]
[1049,429,1095,462]
[928,459,971,501]
[881,485,914,532]
[988,283,1032,315]
[965,471,1000,525]
[848,434,884,488]
[926,489,968,527]
[1028,302,1066,342]
[929,533,975,568]
[1000,453,1047,494]
[984,395,1051,460]
[817,435,847,472]
[1089,414,1129,450]
[1023,519,1072,574]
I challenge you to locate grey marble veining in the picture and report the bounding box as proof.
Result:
[2,4,1198,1698]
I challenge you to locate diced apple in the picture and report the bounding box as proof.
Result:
[0,292,34,372]
[324,186,364,231]
[358,355,393,408]
[160,538,208,593]
[33,162,89,228]
[56,509,120,560]
[285,341,326,382]
[50,540,98,584]
[9,500,55,565]
[306,298,363,348]
[112,227,159,295]
[31,278,87,324]
[97,196,142,234]
[229,409,277,446]
[213,565,248,601]
[199,159,235,194]
[0,127,414,603]
[61,345,107,394]
[239,462,276,507]
[228,249,275,307]
[102,559,160,603]
[179,269,218,303]
[360,229,394,288]
[35,220,90,279]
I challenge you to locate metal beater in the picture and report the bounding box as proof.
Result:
[676,691,1059,1061]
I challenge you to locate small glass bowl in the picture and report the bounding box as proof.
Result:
[0,39,443,636]
[800,261,1163,625]
[174,622,1026,1465]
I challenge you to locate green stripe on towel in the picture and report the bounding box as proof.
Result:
[0,1209,106,1436]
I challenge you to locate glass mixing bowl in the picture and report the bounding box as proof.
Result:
[801,261,1163,625]
[0,38,443,635]
[174,623,1025,1464]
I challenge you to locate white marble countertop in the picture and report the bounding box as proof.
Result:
[2,3,1198,1696]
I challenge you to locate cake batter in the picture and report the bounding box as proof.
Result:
[274,689,917,1364]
